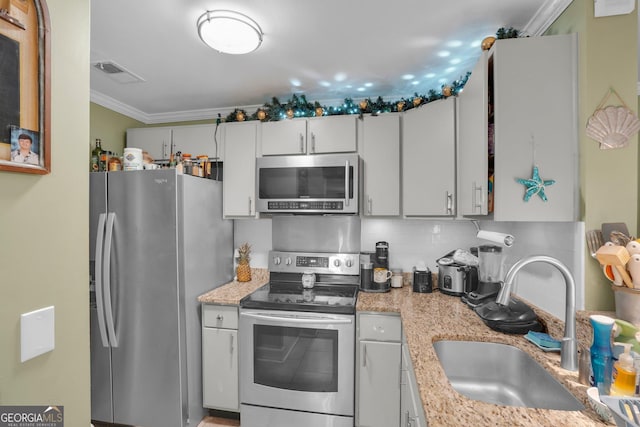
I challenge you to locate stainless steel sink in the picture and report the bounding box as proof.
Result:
[433,340,584,411]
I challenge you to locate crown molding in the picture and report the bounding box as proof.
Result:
[523,0,573,36]
[90,90,242,124]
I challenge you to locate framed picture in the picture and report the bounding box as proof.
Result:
[0,0,51,175]
[9,126,41,166]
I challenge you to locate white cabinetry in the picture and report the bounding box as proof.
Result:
[126,124,223,161]
[307,115,357,154]
[457,52,489,216]
[402,98,456,217]
[202,304,239,412]
[361,114,400,216]
[457,34,578,221]
[222,121,257,217]
[356,313,402,427]
[260,115,357,155]
[172,124,223,159]
[126,127,172,160]
[400,332,427,427]
[261,119,307,155]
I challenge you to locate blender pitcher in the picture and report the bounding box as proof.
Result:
[478,245,503,283]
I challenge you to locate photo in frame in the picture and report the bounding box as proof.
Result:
[9,126,41,166]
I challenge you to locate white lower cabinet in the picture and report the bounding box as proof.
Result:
[401,332,427,427]
[356,313,402,427]
[202,304,239,412]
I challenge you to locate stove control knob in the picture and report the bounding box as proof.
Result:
[285,257,292,265]
[273,256,281,265]
[333,259,341,267]
[345,258,353,268]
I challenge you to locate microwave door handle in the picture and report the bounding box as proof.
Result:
[94,213,110,347]
[242,312,353,325]
[344,159,350,207]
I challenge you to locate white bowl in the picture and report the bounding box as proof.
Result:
[587,387,615,424]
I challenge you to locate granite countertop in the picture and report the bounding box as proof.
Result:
[357,284,609,427]
[197,268,269,304]
[198,270,609,426]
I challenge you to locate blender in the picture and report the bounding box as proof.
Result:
[462,245,503,307]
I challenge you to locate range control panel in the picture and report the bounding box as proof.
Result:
[268,250,359,275]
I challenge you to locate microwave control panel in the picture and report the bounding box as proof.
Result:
[267,201,344,211]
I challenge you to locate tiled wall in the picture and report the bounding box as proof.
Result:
[234,217,585,319]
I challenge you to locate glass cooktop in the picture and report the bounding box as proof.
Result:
[240,282,358,314]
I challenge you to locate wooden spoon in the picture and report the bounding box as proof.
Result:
[596,245,633,288]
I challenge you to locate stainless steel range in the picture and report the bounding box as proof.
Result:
[239,250,359,427]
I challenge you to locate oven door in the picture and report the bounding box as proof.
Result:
[239,309,355,416]
[256,154,359,214]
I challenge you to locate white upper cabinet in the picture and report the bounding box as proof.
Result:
[307,115,357,154]
[260,119,307,155]
[402,98,456,217]
[361,114,400,216]
[457,52,489,216]
[260,115,357,155]
[457,34,579,221]
[126,123,224,161]
[222,121,257,218]
[126,127,172,160]
[172,124,223,160]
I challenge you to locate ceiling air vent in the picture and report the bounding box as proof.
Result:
[92,61,145,84]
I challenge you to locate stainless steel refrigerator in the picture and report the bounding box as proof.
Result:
[89,169,233,427]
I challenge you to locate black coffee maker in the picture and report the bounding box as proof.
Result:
[370,241,391,292]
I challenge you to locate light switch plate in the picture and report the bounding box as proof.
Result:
[21,306,55,362]
[594,0,635,17]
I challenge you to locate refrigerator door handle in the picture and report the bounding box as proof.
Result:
[94,213,110,347]
[103,212,119,347]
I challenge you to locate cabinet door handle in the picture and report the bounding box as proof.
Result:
[216,314,224,321]
[362,343,367,368]
[230,334,234,357]
[311,133,316,153]
[446,191,454,214]
[248,197,252,215]
[367,197,372,215]
[299,134,304,153]
[473,182,484,212]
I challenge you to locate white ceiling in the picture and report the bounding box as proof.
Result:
[90,0,573,124]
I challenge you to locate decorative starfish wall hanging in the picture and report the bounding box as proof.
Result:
[515,165,555,202]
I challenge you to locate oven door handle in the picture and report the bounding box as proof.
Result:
[241,311,353,324]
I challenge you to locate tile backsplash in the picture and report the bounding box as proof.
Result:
[234,217,585,319]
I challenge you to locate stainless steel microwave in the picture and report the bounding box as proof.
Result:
[256,153,359,214]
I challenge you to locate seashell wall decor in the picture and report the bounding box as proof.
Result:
[586,88,640,150]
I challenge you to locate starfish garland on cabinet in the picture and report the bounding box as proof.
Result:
[515,165,555,202]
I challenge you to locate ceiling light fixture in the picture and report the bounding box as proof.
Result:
[197,10,263,55]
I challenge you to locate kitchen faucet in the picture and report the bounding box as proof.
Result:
[496,255,578,371]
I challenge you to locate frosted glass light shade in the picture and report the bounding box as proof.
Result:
[197,10,263,55]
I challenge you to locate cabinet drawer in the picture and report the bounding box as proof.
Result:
[358,313,401,342]
[202,304,238,329]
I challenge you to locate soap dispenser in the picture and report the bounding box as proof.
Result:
[590,314,615,395]
[611,343,637,396]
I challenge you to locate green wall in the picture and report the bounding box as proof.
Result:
[547,2,638,310]
[0,0,91,425]
[90,103,143,158]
